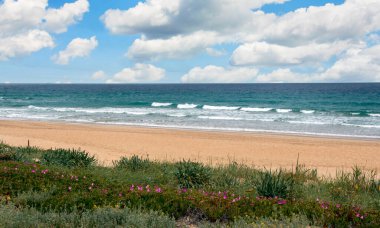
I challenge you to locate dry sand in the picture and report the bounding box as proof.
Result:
[0,120,379,176]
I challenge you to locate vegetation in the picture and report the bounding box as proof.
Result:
[1,141,379,227]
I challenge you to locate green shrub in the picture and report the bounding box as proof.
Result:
[0,204,175,228]
[254,169,294,198]
[175,160,211,188]
[113,155,151,171]
[42,148,96,168]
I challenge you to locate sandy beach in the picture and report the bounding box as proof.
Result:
[0,120,379,176]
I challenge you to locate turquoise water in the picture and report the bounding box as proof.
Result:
[0,83,379,138]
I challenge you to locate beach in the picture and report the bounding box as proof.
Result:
[0,120,379,176]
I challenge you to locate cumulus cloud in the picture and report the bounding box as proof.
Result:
[181,65,258,83]
[53,36,98,65]
[101,0,380,81]
[42,0,90,34]
[0,0,89,60]
[0,30,54,60]
[231,41,352,66]
[260,0,380,45]
[91,70,107,80]
[127,31,224,61]
[107,64,166,83]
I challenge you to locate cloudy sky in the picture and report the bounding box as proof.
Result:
[0,0,379,83]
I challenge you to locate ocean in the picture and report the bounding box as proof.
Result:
[0,83,379,139]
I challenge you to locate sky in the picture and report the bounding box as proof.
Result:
[0,0,379,83]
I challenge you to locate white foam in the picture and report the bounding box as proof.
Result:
[288,120,327,125]
[125,111,149,116]
[241,107,272,112]
[167,113,187,117]
[28,105,49,111]
[198,115,242,120]
[151,102,172,107]
[351,113,360,115]
[276,109,292,113]
[369,114,380,117]
[301,110,315,114]
[177,103,198,109]
[341,123,380,129]
[203,105,240,110]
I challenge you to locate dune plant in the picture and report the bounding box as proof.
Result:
[175,160,211,188]
[42,148,96,168]
[113,155,151,171]
[254,169,294,198]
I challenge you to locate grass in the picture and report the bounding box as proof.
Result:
[1,141,379,227]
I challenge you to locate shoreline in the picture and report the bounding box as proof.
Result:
[1,118,379,142]
[1,119,379,177]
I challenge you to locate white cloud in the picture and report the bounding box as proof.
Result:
[102,0,380,69]
[91,70,107,80]
[53,36,98,65]
[320,44,380,82]
[260,0,380,45]
[231,41,352,66]
[0,0,89,60]
[42,0,89,34]
[181,65,258,83]
[0,30,54,60]
[102,0,285,37]
[107,64,166,83]
[127,31,224,61]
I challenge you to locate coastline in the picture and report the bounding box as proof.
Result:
[1,119,379,176]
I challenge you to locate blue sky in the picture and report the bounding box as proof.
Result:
[0,0,379,83]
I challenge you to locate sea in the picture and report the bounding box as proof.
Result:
[0,83,379,139]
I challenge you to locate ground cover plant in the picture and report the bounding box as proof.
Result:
[1,142,379,227]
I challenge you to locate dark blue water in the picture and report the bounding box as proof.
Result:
[1,83,379,138]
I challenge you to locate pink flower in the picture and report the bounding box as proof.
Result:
[137,185,143,191]
[31,169,36,173]
[277,200,287,205]
[155,187,162,193]
[130,184,135,191]
[68,186,72,191]
[223,195,227,200]
[119,193,123,197]
[336,204,341,208]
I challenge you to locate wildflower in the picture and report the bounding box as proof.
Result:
[145,185,151,192]
[88,186,92,190]
[31,169,36,173]
[130,184,135,191]
[277,200,287,205]
[155,186,162,193]
[137,185,143,191]
[118,193,123,197]
[83,176,86,179]
[91,183,95,187]
[182,188,187,193]
[336,204,341,209]
[68,186,72,191]
[223,195,227,200]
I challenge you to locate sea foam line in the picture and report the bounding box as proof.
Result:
[276,109,292,113]
[177,103,198,109]
[203,105,240,110]
[151,102,172,107]
[241,107,272,112]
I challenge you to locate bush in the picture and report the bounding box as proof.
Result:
[175,160,211,188]
[0,204,176,228]
[254,169,294,198]
[113,155,151,171]
[42,148,96,168]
